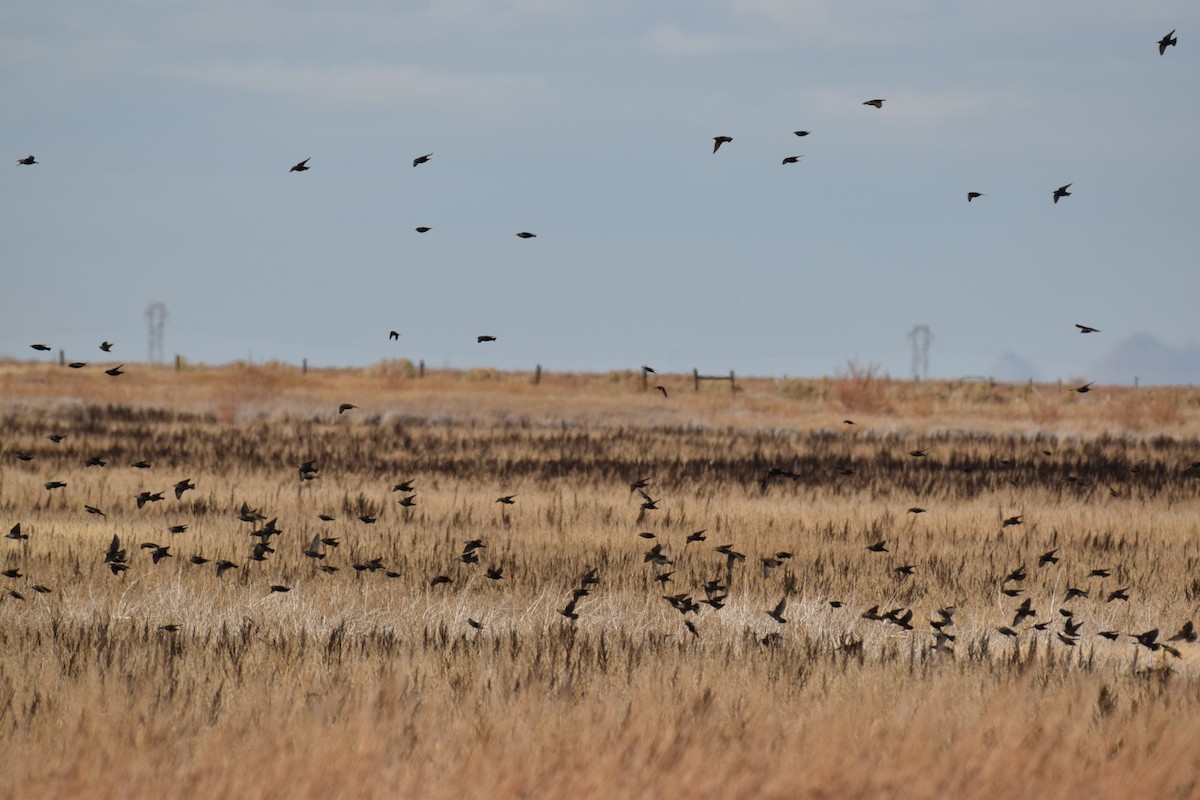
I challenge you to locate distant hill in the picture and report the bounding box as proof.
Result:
[1088,334,1200,386]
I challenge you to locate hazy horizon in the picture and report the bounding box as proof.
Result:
[3,2,1197,384]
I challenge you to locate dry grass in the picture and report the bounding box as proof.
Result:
[3,360,1200,798]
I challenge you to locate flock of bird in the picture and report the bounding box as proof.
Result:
[4,27,1190,666]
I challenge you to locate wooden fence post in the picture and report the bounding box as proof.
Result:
[534,364,542,385]
[418,360,425,378]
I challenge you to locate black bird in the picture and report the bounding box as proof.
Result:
[863,99,885,108]
[100,341,113,352]
[30,343,51,351]
[638,490,658,511]
[398,495,417,507]
[85,505,106,517]
[44,481,67,490]
[685,620,699,638]
[1169,621,1196,643]
[6,524,27,541]
[1038,548,1060,567]
[1089,568,1111,578]
[415,227,431,233]
[174,479,195,500]
[1106,587,1130,602]
[1073,382,1094,393]
[1159,30,1177,55]
[630,477,650,493]
[392,480,415,493]
[150,546,172,564]
[430,575,452,587]
[866,540,888,553]
[159,624,181,633]
[132,460,152,469]
[47,434,67,443]
[1002,515,1023,527]
[136,491,164,509]
[1012,598,1036,626]
[794,131,810,137]
[412,153,433,167]
[215,560,238,577]
[389,331,400,340]
[14,452,33,461]
[908,449,927,458]
[1075,324,1100,334]
[486,566,504,580]
[515,232,537,239]
[167,524,188,534]
[712,136,733,153]
[997,626,1019,638]
[189,556,210,565]
[17,155,37,165]
[686,530,707,544]
[1098,630,1120,641]
[1052,184,1072,204]
[468,618,484,631]
[1,568,21,579]
[907,507,926,514]
[496,495,517,505]
[477,335,497,342]
[895,565,916,577]
[767,597,788,624]
[781,156,802,165]
[290,158,310,172]
[358,514,376,524]
[318,514,334,522]
[1064,618,1084,638]
[1004,565,1027,584]
[1064,587,1089,601]
[967,192,984,202]
[302,533,325,559]
[68,362,86,369]
[559,597,580,620]
[104,534,127,566]
[270,585,291,593]
[105,364,124,376]
[655,386,668,398]
[338,403,357,414]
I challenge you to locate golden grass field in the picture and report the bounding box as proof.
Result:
[4,359,1200,799]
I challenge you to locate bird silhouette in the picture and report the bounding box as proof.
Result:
[655,386,668,398]
[1002,515,1023,527]
[515,232,536,239]
[1038,548,1060,567]
[105,365,124,376]
[290,158,310,172]
[67,362,86,368]
[1053,184,1072,204]
[766,597,788,623]
[496,495,517,505]
[781,156,802,165]
[967,192,984,202]
[1074,324,1100,334]
[477,335,497,342]
[712,136,733,153]
[863,99,885,108]
[1074,382,1094,393]
[793,131,810,137]
[17,155,37,165]
[100,341,113,352]
[412,153,433,167]
[30,344,51,351]
[867,540,888,553]
[415,227,431,233]
[389,330,400,340]
[1159,30,1177,55]
[339,403,357,414]
[174,479,195,500]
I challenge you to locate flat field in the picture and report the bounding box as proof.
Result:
[3,361,1200,799]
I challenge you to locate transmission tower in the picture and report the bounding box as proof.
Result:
[908,324,932,381]
[146,303,167,363]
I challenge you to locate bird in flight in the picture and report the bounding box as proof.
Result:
[655,386,668,398]
[415,227,431,233]
[413,153,433,167]
[712,136,733,153]
[793,131,810,137]
[290,158,310,172]
[863,99,885,108]
[781,156,802,165]
[1159,30,1177,55]
[1053,184,1072,204]
[1075,324,1100,333]
[1074,382,1094,394]
[105,364,124,376]
[967,192,984,202]
[30,344,51,351]
[767,597,788,624]
[100,341,113,352]
[477,335,497,343]
[17,155,37,165]
[496,495,517,505]
[338,403,357,414]
[515,231,537,239]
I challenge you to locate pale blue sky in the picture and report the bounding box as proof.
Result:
[2,1,1197,382]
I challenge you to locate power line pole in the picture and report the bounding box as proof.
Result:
[908,324,932,381]
[146,302,167,363]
